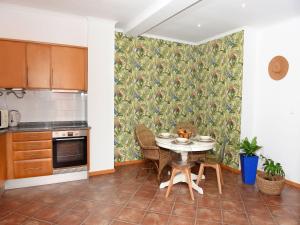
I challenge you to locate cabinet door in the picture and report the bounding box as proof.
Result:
[51,46,87,91]
[0,134,6,192]
[12,140,52,151]
[0,40,26,88]
[27,43,51,89]
[12,131,52,141]
[14,159,52,178]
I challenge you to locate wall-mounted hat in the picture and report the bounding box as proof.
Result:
[268,56,289,80]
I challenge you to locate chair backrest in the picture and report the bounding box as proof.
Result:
[173,121,198,136]
[218,136,229,163]
[135,124,157,149]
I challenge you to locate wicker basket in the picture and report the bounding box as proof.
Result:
[256,172,285,195]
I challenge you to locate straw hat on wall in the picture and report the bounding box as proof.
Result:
[268,56,289,80]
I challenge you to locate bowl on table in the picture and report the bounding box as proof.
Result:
[175,137,189,143]
[199,135,211,140]
[197,135,213,142]
[158,132,172,138]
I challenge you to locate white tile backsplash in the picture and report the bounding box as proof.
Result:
[0,90,87,122]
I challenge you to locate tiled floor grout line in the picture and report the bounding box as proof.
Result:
[166,191,177,225]
[193,192,198,225]
[30,197,79,224]
[9,212,30,225]
[0,196,39,223]
[110,173,148,225]
[220,210,224,225]
[124,169,159,221]
[79,210,93,225]
[141,178,166,225]
[140,171,162,222]
[265,202,280,225]
[220,199,224,225]
[21,216,53,225]
[239,187,254,225]
[0,211,14,222]
[55,172,146,225]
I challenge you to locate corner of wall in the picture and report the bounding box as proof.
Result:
[240,27,259,139]
[87,18,116,172]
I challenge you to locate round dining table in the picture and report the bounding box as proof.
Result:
[155,135,216,194]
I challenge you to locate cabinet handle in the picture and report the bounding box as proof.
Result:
[55,137,85,141]
[24,167,42,171]
[50,68,53,87]
[25,153,40,158]
[26,66,29,86]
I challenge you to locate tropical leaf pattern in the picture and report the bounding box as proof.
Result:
[114,31,244,168]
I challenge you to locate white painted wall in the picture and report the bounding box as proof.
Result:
[240,28,257,139]
[0,90,86,122]
[0,3,87,46]
[243,18,300,183]
[87,18,116,172]
[0,3,116,173]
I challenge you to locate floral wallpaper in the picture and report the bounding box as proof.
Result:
[114,31,244,168]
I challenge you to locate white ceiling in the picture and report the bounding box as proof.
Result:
[0,0,165,28]
[0,0,299,43]
[148,0,300,43]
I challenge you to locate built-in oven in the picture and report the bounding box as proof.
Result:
[52,130,87,168]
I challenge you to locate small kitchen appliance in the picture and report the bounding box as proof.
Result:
[0,109,8,129]
[8,110,21,127]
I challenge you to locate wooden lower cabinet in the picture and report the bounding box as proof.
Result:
[9,131,53,179]
[0,134,7,193]
[12,140,52,151]
[14,159,52,178]
[12,132,52,142]
[13,149,52,161]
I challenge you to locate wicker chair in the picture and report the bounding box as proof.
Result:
[173,122,206,163]
[135,124,171,182]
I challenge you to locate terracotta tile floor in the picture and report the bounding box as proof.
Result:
[0,164,299,225]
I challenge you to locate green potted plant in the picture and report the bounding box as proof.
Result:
[256,155,285,195]
[239,137,262,185]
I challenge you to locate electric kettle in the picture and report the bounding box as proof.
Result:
[9,110,21,127]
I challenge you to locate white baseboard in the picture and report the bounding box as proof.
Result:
[5,171,88,190]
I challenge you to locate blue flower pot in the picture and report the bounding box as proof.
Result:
[240,154,259,185]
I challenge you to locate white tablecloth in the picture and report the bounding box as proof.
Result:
[155,136,215,153]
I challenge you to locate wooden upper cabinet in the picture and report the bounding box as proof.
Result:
[51,46,87,91]
[26,43,51,89]
[0,40,26,88]
[0,40,87,91]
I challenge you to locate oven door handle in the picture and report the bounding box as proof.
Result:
[54,137,86,141]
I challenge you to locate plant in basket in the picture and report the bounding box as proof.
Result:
[257,155,285,195]
[239,137,262,185]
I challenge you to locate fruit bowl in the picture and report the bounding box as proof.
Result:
[175,137,189,143]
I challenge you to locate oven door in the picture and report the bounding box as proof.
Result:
[52,136,87,168]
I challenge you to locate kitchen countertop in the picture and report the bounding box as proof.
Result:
[0,121,90,134]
